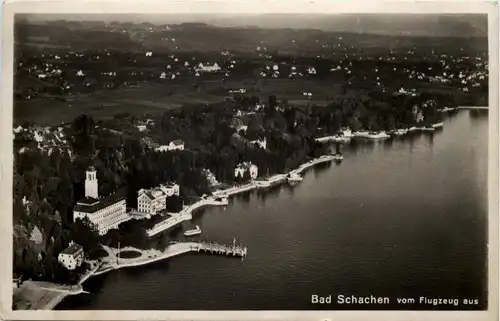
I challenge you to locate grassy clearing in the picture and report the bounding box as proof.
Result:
[13,76,484,125]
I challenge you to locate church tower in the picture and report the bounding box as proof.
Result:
[85,166,99,199]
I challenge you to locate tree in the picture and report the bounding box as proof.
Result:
[268,95,277,107]
[166,195,183,213]
[242,169,252,182]
[71,217,100,257]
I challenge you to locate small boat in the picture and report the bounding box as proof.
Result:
[392,128,408,136]
[432,122,444,129]
[215,197,229,205]
[255,180,271,188]
[287,173,303,183]
[331,135,351,143]
[184,225,202,236]
[354,131,390,139]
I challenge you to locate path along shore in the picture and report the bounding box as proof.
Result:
[15,153,336,310]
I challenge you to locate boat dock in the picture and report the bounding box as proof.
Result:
[457,106,488,110]
[189,240,248,257]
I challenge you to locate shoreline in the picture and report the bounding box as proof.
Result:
[315,120,447,143]
[149,154,336,236]
[18,112,461,310]
[22,153,336,310]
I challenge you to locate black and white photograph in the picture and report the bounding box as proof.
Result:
[1,1,498,320]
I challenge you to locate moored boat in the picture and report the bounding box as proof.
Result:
[255,180,271,188]
[287,172,303,183]
[392,128,409,136]
[184,225,202,236]
[354,131,390,139]
[214,196,229,205]
[332,143,344,160]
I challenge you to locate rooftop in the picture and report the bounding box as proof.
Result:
[74,194,125,213]
[171,139,184,146]
[60,243,83,256]
[76,197,100,206]
[144,191,155,200]
[165,182,179,188]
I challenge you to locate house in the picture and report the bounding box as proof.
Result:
[137,188,164,215]
[416,110,424,123]
[73,167,129,235]
[29,225,43,245]
[229,89,246,94]
[58,242,84,270]
[339,127,353,138]
[169,140,185,151]
[202,169,219,186]
[155,140,185,152]
[198,62,221,72]
[136,125,147,132]
[250,137,267,150]
[236,125,248,133]
[137,183,180,214]
[234,162,259,180]
[13,276,23,288]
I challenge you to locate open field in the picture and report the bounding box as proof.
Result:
[14,75,484,125]
[14,78,347,124]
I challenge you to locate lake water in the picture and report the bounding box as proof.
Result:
[57,110,488,310]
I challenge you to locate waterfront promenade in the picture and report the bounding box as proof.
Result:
[16,153,335,310]
[147,197,229,237]
[95,240,247,275]
[457,106,488,110]
[148,154,335,236]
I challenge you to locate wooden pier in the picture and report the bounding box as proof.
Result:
[189,239,248,258]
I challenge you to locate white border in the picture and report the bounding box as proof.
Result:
[1,1,498,320]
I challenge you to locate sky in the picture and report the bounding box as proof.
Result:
[20,14,488,37]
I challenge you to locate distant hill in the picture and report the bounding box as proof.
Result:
[18,13,487,38]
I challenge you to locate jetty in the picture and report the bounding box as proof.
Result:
[97,240,247,274]
[189,239,247,257]
[457,106,488,110]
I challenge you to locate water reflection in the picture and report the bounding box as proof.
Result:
[470,109,488,120]
[383,139,394,151]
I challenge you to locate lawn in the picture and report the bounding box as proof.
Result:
[117,250,142,259]
[12,76,484,125]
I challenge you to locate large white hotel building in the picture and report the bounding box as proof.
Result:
[137,183,180,215]
[73,167,130,235]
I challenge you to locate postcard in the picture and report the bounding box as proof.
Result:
[1,1,498,320]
